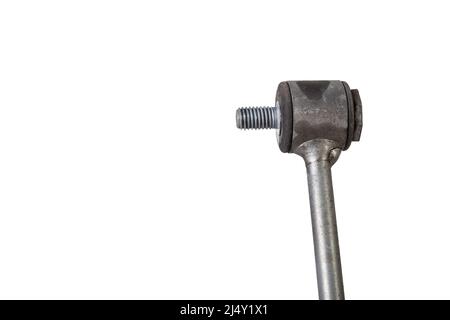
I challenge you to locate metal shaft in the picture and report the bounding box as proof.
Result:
[297,139,345,300]
[306,158,344,300]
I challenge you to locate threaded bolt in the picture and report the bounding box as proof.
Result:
[236,106,279,129]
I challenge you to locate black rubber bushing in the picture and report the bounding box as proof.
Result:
[276,82,293,153]
[342,81,354,150]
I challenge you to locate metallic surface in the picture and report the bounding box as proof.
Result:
[236,106,279,129]
[287,81,349,152]
[296,139,344,300]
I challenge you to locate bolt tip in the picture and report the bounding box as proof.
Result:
[236,108,243,129]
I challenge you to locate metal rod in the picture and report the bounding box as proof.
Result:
[305,158,345,300]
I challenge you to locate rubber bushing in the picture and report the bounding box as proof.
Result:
[275,82,293,153]
[342,81,354,150]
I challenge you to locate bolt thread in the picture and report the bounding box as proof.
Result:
[236,107,278,129]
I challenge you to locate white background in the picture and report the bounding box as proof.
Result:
[0,0,449,300]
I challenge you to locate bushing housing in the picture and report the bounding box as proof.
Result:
[276,81,362,153]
